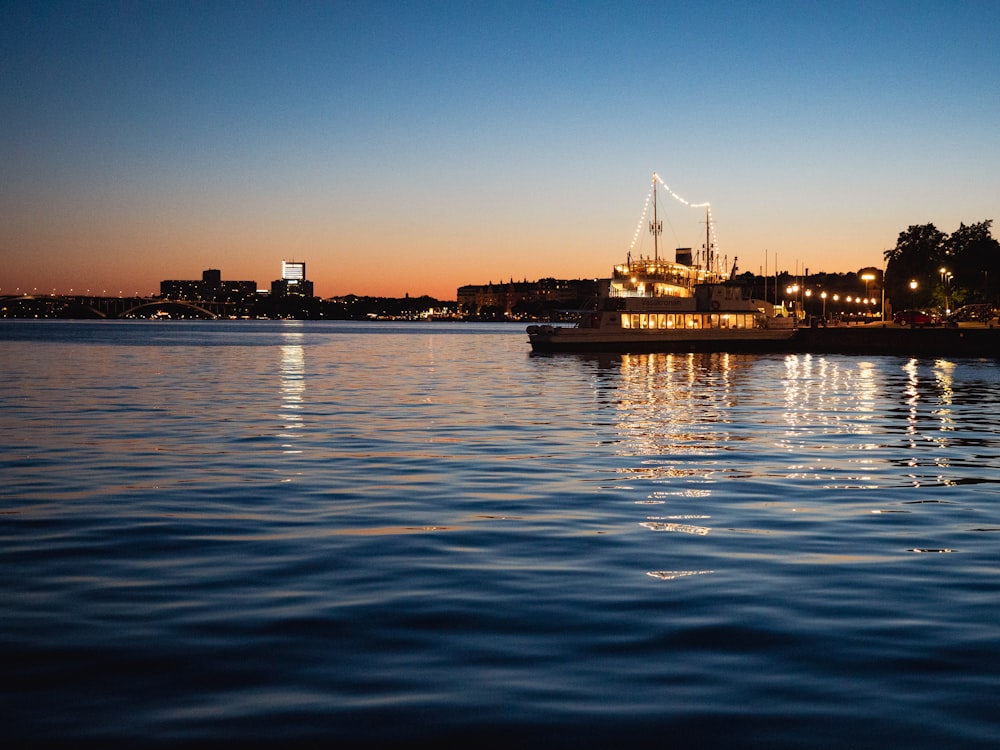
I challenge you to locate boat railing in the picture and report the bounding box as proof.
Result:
[612,260,728,285]
[609,284,694,299]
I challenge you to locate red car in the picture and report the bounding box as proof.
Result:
[893,309,937,326]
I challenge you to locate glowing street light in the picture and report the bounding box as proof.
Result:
[785,284,799,316]
[861,272,876,300]
[820,291,828,317]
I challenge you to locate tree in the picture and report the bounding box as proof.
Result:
[884,224,948,308]
[948,220,1000,304]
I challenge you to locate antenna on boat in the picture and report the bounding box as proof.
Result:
[649,173,662,263]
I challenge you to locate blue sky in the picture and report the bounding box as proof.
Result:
[3,0,998,298]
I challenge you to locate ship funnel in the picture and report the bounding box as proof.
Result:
[675,247,693,266]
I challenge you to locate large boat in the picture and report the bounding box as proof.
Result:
[527,174,797,353]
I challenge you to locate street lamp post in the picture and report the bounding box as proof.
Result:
[859,272,874,322]
[861,272,875,300]
[939,267,952,313]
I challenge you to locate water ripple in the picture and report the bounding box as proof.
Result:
[2,322,1000,746]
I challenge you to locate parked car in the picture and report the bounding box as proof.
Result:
[893,309,938,326]
[946,304,996,324]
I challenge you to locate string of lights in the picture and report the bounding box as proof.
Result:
[629,173,721,271]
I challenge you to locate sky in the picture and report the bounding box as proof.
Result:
[2,0,999,300]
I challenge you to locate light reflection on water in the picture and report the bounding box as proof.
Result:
[279,328,305,454]
[1,321,999,746]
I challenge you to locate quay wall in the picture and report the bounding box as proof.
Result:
[792,325,1000,358]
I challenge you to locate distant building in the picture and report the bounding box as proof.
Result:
[457,278,599,316]
[271,260,314,297]
[282,260,305,280]
[160,269,256,302]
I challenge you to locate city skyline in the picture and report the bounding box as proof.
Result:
[3,1,999,301]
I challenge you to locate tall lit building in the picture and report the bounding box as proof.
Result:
[271,259,314,298]
[281,260,305,281]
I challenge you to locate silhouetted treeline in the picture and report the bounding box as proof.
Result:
[316,295,451,319]
[230,293,455,320]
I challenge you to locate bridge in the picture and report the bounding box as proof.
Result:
[0,295,243,319]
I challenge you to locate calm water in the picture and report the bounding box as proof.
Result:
[2,319,1000,747]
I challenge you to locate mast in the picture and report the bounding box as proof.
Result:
[649,174,662,263]
[705,205,712,274]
